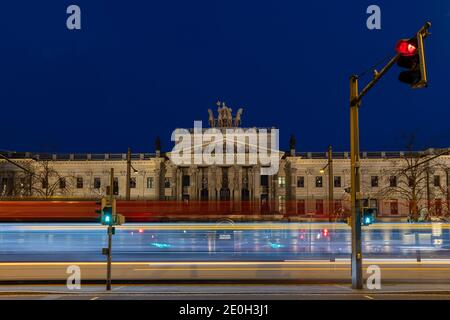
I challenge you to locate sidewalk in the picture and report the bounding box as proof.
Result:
[1,283,450,296]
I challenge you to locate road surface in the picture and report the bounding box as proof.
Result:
[0,222,449,282]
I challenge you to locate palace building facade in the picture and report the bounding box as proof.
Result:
[1,105,449,219]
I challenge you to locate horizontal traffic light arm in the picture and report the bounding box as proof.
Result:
[351,54,400,107]
[350,22,431,107]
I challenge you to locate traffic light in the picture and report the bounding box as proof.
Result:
[102,205,113,226]
[396,23,430,89]
[362,208,376,226]
[96,197,116,226]
[95,199,103,217]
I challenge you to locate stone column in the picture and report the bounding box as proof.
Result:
[229,166,235,200]
[216,167,223,200]
[208,166,214,201]
[236,166,243,201]
[248,167,254,200]
[189,166,197,200]
[254,166,261,201]
[153,169,160,200]
[177,168,182,200]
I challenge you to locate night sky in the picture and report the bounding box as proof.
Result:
[1,1,449,153]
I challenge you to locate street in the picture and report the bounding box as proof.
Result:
[1,283,450,300]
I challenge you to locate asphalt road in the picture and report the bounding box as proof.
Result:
[1,283,450,300]
[0,222,449,282]
[0,222,449,262]
[1,260,450,282]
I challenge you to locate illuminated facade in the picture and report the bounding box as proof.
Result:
[1,108,449,219]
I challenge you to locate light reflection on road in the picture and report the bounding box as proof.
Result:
[0,223,448,262]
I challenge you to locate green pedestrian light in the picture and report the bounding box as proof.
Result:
[362,208,376,226]
[102,206,113,226]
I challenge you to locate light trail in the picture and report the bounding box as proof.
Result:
[1,222,450,231]
[0,259,449,267]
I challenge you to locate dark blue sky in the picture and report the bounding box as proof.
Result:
[1,1,449,153]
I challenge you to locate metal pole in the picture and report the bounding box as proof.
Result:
[328,145,334,222]
[106,168,114,291]
[29,174,32,196]
[426,164,431,214]
[446,169,450,214]
[126,147,131,201]
[350,76,363,289]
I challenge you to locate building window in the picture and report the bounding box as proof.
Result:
[59,178,66,189]
[182,175,190,187]
[315,176,323,188]
[278,176,286,188]
[297,176,305,188]
[129,177,136,189]
[408,177,414,188]
[389,176,397,188]
[390,200,399,215]
[94,177,101,189]
[76,177,83,189]
[371,176,379,188]
[202,177,208,189]
[316,199,324,215]
[434,176,441,187]
[147,177,154,189]
[334,176,341,188]
[106,178,119,196]
[0,178,7,195]
[260,175,269,187]
[164,178,171,189]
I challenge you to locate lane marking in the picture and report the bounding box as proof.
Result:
[133,267,351,271]
[364,295,375,300]
[0,260,449,267]
[133,267,450,272]
[90,296,99,300]
[113,286,125,291]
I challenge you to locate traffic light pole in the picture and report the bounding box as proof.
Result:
[126,147,131,201]
[447,169,450,214]
[328,145,334,222]
[349,59,399,289]
[350,76,363,289]
[106,168,114,291]
[348,22,431,290]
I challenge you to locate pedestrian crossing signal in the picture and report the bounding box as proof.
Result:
[96,197,116,226]
[362,208,376,226]
[102,206,113,226]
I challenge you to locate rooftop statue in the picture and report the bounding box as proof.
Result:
[209,101,244,128]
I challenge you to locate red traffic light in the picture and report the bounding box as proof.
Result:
[396,40,417,56]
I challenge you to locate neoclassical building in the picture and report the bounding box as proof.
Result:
[1,106,449,219]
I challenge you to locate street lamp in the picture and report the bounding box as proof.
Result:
[126,147,139,201]
[319,146,334,222]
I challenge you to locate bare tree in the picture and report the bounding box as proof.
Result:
[434,165,450,219]
[377,135,448,222]
[12,161,73,198]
